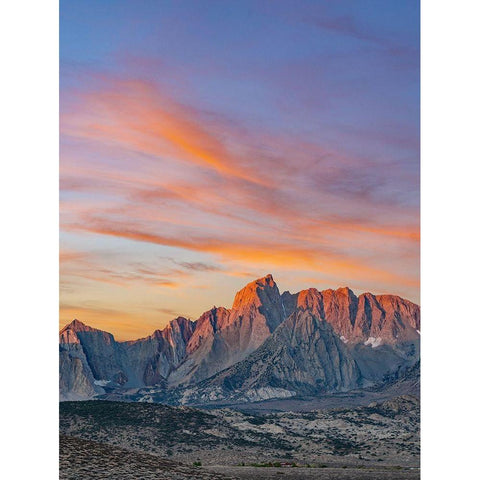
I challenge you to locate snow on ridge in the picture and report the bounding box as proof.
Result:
[340,335,349,344]
[364,337,382,348]
[94,379,111,386]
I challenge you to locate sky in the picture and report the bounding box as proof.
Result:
[60,0,420,341]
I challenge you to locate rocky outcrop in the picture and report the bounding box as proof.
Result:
[123,316,196,385]
[59,347,103,400]
[59,320,122,400]
[167,307,231,386]
[60,320,127,383]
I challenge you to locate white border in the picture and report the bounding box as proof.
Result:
[1,1,59,477]
[422,0,480,478]
[2,1,480,478]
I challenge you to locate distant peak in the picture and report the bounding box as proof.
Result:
[60,319,97,334]
[167,316,196,334]
[169,316,189,327]
[67,319,87,329]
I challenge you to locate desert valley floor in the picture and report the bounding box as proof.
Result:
[60,393,419,480]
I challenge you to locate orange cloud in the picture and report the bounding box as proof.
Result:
[61,75,419,245]
[62,79,267,186]
[63,217,418,289]
[60,73,419,334]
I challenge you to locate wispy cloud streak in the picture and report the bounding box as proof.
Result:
[60,74,419,305]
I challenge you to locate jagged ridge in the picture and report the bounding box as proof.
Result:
[60,274,420,403]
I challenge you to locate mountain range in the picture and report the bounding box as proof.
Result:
[59,274,420,404]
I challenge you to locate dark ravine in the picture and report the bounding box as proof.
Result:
[60,274,420,404]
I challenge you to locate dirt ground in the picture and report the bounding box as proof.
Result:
[60,435,233,480]
[60,435,420,480]
[208,465,419,479]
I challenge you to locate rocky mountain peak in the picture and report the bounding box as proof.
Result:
[60,319,102,345]
[169,275,287,386]
[165,317,196,337]
[61,319,95,334]
[230,274,285,334]
[296,288,322,311]
[145,317,196,345]
[231,274,278,311]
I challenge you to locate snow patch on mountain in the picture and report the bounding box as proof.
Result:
[242,387,297,402]
[364,337,382,348]
[94,380,111,386]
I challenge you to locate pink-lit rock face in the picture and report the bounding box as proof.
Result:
[225,274,286,355]
[283,286,420,348]
[170,275,287,386]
